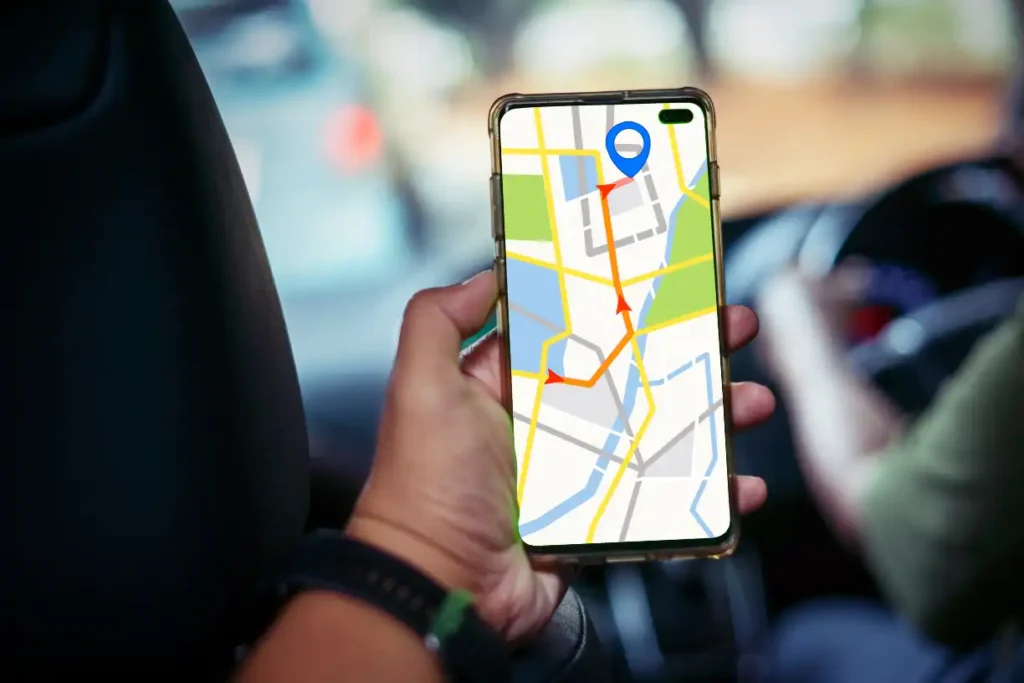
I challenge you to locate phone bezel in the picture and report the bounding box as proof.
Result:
[489,88,738,564]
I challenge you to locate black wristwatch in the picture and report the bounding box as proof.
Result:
[254,529,512,682]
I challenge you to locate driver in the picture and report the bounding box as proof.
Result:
[756,266,1024,681]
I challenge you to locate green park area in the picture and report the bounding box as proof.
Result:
[664,171,712,264]
[502,174,551,242]
[643,259,717,327]
[643,172,717,327]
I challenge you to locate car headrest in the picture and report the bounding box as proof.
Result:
[0,0,309,672]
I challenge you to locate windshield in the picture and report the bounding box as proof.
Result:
[172,0,1019,389]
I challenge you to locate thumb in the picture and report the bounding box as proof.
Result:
[394,270,498,379]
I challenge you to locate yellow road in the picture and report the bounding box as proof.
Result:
[516,108,572,505]
[505,251,614,287]
[503,147,596,156]
[506,250,712,289]
[511,369,542,381]
[620,253,713,287]
[586,336,656,542]
[635,307,717,337]
[663,104,710,209]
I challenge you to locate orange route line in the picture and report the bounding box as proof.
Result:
[600,185,626,298]
[548,183,634,388]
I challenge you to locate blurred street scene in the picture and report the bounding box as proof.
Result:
[171,0,1015,385]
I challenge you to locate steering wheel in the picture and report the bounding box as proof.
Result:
[795,156,1024,291]
[847,277,1023,414]
[790,156,1024,412]
[728,155,1024,388]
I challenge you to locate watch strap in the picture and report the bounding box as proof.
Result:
[269,529,511,682]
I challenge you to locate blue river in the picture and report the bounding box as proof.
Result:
[507,259,565,374]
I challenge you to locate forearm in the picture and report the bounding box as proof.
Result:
[776,347,901,545]
[236,517,473,683]
[761,282,903,546]
[860,310,1024,646]
[236,591,443,683]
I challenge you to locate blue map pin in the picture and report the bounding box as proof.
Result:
[605,121,651,178]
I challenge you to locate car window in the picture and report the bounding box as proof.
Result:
[172,0,1019,388]
[172,0,447,388]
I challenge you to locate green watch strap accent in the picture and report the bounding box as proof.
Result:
[425,589,475,649]
[268,532,510,681]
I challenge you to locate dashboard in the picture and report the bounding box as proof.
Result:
[845,262,939,343]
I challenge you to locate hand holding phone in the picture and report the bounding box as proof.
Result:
[348,89,769,642]
[490,89,736,563]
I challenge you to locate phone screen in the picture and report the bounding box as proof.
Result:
[497,100,729,551]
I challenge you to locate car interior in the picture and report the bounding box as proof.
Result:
[4,0,1023,681]
[584,152,1024,680]
[0,1,606,679]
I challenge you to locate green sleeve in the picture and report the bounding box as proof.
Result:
[862,299,1024,648]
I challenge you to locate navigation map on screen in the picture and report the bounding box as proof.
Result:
[499,101,728,547]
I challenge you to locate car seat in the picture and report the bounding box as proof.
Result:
[0,2,608,680]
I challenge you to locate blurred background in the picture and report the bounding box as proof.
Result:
[171,0,1023,680]
[170,0,1016,387]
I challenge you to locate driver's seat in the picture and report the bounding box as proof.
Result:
[0,2,607,680]
[1,0,309,674]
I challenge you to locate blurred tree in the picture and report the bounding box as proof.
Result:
[851,0,875,80]
[664,0,712,78]
[1003,0,1024,146]
[402,0,540,78]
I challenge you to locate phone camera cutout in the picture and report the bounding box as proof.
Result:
[658,108,693,124]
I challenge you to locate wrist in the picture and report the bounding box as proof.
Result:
[345,510,478,595]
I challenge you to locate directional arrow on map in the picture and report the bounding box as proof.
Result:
[596,177,634,200]
[544,369,565,385]
[615,294,631,314]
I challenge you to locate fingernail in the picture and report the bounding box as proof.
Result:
[461,269,490,286]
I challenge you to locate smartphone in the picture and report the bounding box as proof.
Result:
[488,88,734,563]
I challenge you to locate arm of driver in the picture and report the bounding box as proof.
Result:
[759,278,905,548]
[860,301,1024,648]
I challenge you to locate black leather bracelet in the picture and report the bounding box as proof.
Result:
[261,529,512,682]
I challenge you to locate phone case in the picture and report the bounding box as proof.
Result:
[488,88,738,564]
